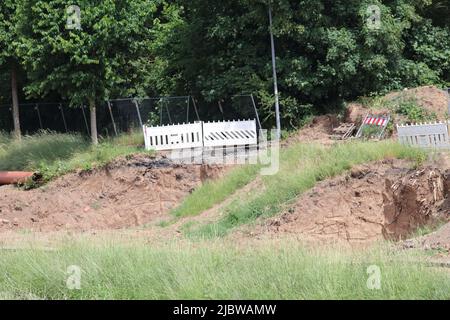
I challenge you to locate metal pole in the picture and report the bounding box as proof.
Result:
[447,88,450,115]
[81,105,90,136]
[133,99,144,128]
[159,99,163,125]
[191,96,201,121]
[250,94,262,130]
[186,96,190,123]
[35,104,43,130]
[107,101,118,136]
[59,103,68,133]
[268,6,281,140]
[165,99,172,124]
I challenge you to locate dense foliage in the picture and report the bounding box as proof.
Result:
[0,0,449,136]
[157,0,450,128]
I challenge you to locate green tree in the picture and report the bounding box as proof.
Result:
[0,0,23,139]
[161,0,447,128]
[17,0,166,144]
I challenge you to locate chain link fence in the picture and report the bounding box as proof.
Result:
[0,94,261,137]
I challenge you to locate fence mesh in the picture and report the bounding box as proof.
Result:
[0,94,261,136]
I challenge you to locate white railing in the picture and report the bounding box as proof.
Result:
[397,121,450,149]
[143,122,203,151]
[143,119,257,151]
[203,119,257,147]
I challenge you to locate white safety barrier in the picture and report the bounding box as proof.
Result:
[203,120,257,147]
[143,122,203,151]
[143,119,257,151]
[397,121,450,149]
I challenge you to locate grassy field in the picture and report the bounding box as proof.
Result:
[0,130,148,183]
[0,241,448,300]
[2,130,447,300]
[177,141,426,237]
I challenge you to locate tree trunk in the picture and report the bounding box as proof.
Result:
[11,65,21,140]
[89,98,98,145]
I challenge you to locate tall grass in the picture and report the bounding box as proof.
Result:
[0,241,448,299]
[0,131,11,146]
[0,130,151,183]
[185,141,425,237]
[0,131,89,171]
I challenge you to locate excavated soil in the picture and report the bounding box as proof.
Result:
[346,85,449,124]
[242,158,449,245]
[385,86,449,121]
[0,154,225,232]
[283,115,339,146]
[383,167,449,240]
[284,86,448,146]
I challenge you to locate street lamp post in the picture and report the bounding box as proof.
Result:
[268,6,281,140]
[447,88,450,115]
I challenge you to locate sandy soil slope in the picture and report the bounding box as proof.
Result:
[0,154,225,232]
[236,158,449,246]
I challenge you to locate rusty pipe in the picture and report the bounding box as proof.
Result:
[0,172,35,185]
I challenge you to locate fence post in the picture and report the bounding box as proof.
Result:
[447,119,450,137]
[133,99,144,132]
[81,105,90,136]
[447,88,450,115]
[250,94,262,131]
[165,98,172,124]
[59,103,68,133]
[191,96,200,121]
[35,104,43,130]
[186,96,190,123]
[107,101,118,136]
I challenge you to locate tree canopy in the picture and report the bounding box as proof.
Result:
[0,0,449,139]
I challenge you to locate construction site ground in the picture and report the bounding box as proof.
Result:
[1,86,449,263]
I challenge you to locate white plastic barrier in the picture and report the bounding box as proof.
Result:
[397,121,450,149]
[203,120,257,147]
[144,119,258,151]
[143,122,203,151]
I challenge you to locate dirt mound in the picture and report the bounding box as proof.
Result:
[383,168,449,240]
[283,115,339,146]
[0,154,225,232]
[245,159,449,245]
[345,103,389,124]
[346,86,449,124]
[385,86,448,120]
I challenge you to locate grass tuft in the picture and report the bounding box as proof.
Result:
[0,241,448,300]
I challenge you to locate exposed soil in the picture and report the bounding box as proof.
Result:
[383,167,450,240]
[239,158,449,245]
[402,223,450,255]
[0,154,225,232]
[283,115,339,146]
[282,86,449,147]
[346,85,449,124]
[385,86,449,121]
[345,103,390,125]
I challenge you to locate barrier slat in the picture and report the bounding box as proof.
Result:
[397,121,450,149]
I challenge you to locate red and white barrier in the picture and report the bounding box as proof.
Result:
[356,113,390,138]
[364,116,388,126]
